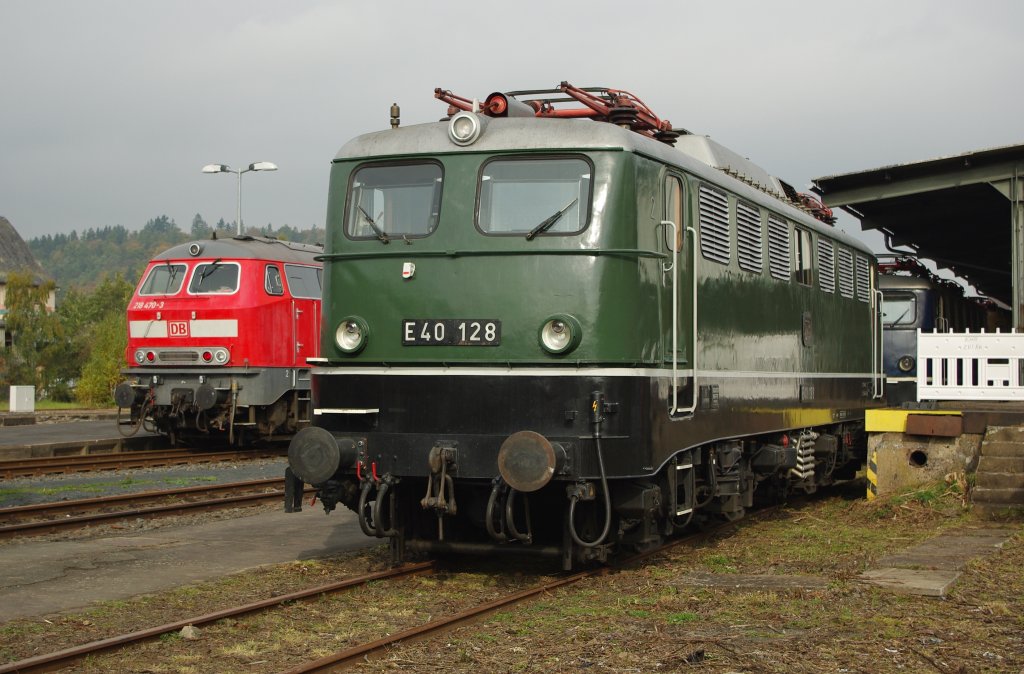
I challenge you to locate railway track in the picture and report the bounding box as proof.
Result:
[0,561,437,674]
[0,514,753,674]
[283,530,708,673]
[0,446,286,478]
[0,478,304,540]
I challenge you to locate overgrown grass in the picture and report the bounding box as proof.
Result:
[0,400,98,411]
[1,481,1020,674]
[0,475,219,503]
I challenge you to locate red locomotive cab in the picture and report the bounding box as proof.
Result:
[117,236,323,445]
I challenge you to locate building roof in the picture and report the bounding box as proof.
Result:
[811,143,1024,305]
[0,216,48,284]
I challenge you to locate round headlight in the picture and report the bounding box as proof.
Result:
[213,348,230,364]
[336,316,369,354]
[897,355,915,373]
[539,314,582,355]
[134,349,146,364]
[448,111,483,146]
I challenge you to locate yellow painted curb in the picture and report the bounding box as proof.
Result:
[866,408,961,433]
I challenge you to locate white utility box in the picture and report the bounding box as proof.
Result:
[9,386,35,413]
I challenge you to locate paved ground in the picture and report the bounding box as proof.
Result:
[0,413,375,623]
[0,505,370,621]
[858,525,1018,597]
[0,418,161,457]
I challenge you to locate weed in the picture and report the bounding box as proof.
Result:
[666,612,699,624]
[702,554,736,573]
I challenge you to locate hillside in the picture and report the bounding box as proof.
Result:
[28,215,324,291]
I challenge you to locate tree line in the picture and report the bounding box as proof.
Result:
[2,215,323,406]
[29,214,323,293]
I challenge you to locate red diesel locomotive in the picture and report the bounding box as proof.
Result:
[115,235,323,445]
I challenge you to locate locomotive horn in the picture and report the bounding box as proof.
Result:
[497,430,566,492]
[483,92,536,118]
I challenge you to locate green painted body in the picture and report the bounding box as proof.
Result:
[291,113,881,565]
[319,130,875,385]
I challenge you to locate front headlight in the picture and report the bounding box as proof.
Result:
[897,355,915,373]
[134,349,147,364]
[539,314,582,355]
[336,316,369,354]
[448,111,484,146]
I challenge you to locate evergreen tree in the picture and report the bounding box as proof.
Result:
[190,213,211,239]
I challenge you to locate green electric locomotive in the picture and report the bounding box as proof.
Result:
[286,83,884,569]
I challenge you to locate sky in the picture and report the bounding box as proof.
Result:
[1,0,1021,259]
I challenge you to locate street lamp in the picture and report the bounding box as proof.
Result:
[201,161,278,235]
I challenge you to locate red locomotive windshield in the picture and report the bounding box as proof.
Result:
[188,262,240,294]
[138,264,187,296]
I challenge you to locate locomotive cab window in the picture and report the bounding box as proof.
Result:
[793,228,813,286]
[346,162,443,241]
[284,264,322,299]
[265,265,284,296]
[663,174,684,252]
[139,263,187,296]
[882,292,917,327]
[188,261,240,294]
[476,156,591,236]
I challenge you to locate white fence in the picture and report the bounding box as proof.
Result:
[917,329,1024,401]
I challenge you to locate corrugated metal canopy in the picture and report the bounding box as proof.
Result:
[812,143,1024,311]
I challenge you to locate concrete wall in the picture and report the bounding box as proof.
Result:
[868,432,983,495]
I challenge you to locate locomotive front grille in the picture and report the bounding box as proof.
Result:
[158,351,200,362]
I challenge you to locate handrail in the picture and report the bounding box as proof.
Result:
[873,289,884,399]
[677,225,699,415]
[316,248,668,262]
[660,220,679,414]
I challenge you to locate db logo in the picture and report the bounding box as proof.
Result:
[169,321,189,337]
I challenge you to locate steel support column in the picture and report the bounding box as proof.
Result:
[993,171,1024,328]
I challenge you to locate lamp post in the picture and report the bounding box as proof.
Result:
[201,161,278,235]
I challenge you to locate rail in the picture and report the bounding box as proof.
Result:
[0,478,307,539]
[917,328,1024,401]
[0,447,286,478]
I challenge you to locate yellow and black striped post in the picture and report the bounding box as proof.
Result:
[866,449,878,500]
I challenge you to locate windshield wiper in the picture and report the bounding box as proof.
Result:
[164,260,179,292]
[885,307,912,327]
[525,198,578,241]
[358,206,390,245]
[199,259,222,281]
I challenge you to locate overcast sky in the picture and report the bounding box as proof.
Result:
[1,0,1020,255]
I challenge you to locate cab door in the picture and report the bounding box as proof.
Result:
[284,264,322,366]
